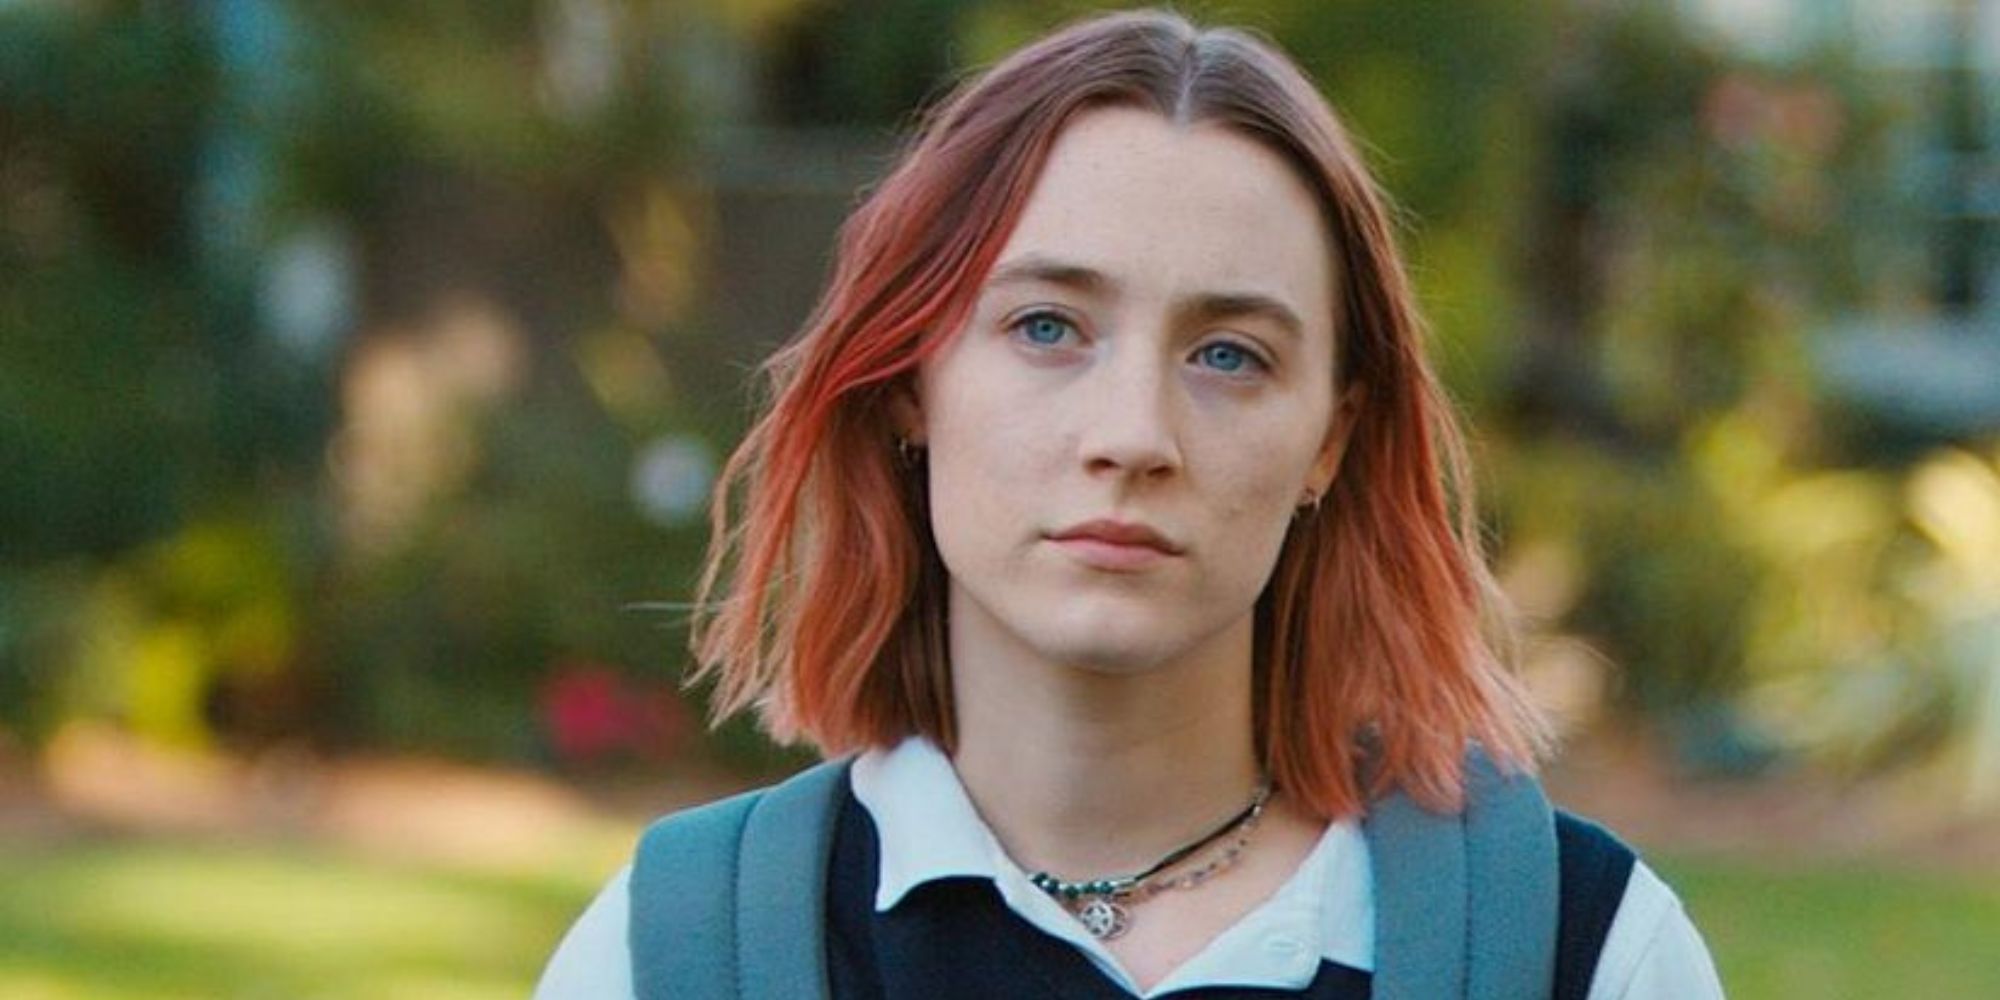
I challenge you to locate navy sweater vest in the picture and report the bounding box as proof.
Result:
[823,789,1636,999]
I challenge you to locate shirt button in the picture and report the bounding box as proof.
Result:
[1265,936,1304,956]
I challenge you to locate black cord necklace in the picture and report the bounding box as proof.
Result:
[1027,779,1272,940]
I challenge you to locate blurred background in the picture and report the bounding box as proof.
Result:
[2,0,1998,996]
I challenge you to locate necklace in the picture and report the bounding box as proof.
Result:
[1027,780,1272,940]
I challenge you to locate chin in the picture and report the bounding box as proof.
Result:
[1051,645,1170,675]
[1024,621,1195,676]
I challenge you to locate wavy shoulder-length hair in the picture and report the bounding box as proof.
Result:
[689,7,1548,818]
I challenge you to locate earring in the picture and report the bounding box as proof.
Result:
[1294,488,1321,518]
[895,436,924,466]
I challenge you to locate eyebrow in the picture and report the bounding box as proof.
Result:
[984,254,1307,341]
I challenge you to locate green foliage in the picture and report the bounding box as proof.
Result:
[0,5,334,752]
[278,1,692,200]
[0,8,221,563]
[0,1,721,761]
[0,506,313,749]
[1493,440,1762,711]
[3,0,1993,783]
[314,387,705,760]
[765,0,967,126]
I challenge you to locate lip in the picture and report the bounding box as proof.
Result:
[1047,518,1183,571]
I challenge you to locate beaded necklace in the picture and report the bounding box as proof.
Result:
[1026,780,1272,940]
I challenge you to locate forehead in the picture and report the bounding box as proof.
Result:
[987,106,1338,338]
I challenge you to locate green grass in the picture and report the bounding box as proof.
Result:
[0,837,612,1000]
[1656,855,2000,999]
[2,838,1997,998]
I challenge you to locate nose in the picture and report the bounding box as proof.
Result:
[1076,346,1183,482]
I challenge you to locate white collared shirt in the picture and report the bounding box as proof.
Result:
[535,738,1725,998]
[851,736,1373,993]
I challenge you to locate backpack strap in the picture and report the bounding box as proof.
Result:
[629,787,759,998]
[630,758,851,1000]
[1363,748,1560,999]
[633,750,1557,999]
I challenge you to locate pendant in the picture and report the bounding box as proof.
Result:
[1075,896,1131,940]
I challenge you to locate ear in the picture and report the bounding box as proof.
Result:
[1306,381,1366,497]
[887,374,926,445]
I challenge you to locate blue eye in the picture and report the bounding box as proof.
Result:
[1013,311,1077,346]
[1195,341,1261,374]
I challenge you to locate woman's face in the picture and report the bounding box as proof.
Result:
[907,106,1360,676]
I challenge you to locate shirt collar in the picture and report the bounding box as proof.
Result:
[849,736,1376,988]
[849,734,1011,910]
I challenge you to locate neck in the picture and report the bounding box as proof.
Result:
[947,598,1263,880]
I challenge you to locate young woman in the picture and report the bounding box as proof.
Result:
[538,9,1723,998]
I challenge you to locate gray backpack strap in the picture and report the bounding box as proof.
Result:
[736,759,850,999]
[629,758,851,1000]
[1462,750,1560,996]
[1363,748,1559,999]
[1365,779,1468,997]
[630,788,761,998]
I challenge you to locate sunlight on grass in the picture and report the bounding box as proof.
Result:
[1659,855,2000,999]
[0,971,90,1000]
[0,838,612,1000]
[5,836,1999,998]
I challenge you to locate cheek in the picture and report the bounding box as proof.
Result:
[1211,430,1310,515]
[925,448,997,558]
[921,382,1055,555]
[1199,439,1317,576]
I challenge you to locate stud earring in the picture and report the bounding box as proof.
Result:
[895,436,924,466]
[1294,489,1321,518]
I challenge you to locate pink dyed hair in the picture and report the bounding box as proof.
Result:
[690,8,1549,818]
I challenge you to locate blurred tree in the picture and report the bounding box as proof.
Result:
[1508,1,1723,446]
[0,0,806,764]
[0,4,329,745]
[766,0,965,126]
[3,0,1988,791]
[2,7,226,564]
[268,0,732,758]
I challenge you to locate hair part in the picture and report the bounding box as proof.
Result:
[689,7,1550,819]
